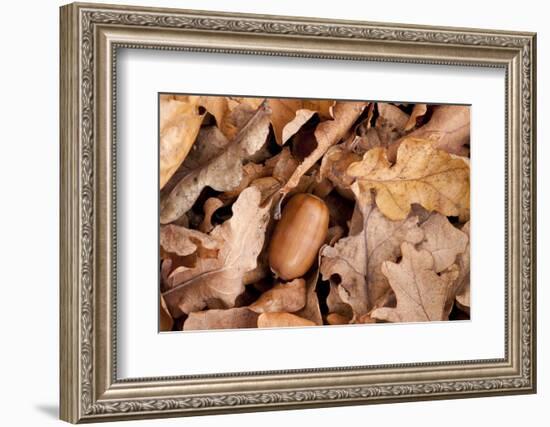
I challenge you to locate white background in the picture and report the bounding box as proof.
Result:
[0,0,546,426]
[118,49,504,377]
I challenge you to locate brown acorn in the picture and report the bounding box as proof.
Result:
[268,193,329,280]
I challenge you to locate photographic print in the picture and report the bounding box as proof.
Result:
[158,95,471,332]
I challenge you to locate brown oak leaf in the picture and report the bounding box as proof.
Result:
[160,102,271,223]
[257,312,316,328]
[454,221,470,312]
[348,138,470,221]
[320,206,423,319]
[249,278,306,313]
[388,105,470,161]
[159,95,205,189]
[159,295,174,332]
[375,103,410,145]
[268,98,334,145]
[183,307,258,331]
[371,243,459,322]
[162,187,272,317]
[160,225,219,259]
[294,267,323,325]
[320,144,361,197]
[404,103,428,131]
[199,197,225,233]
[419,213,468,273]
[277,101,368,211]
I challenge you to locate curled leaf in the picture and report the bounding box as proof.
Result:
[183,307,258,331]
[199,197,224,233]
[249,278,306,313]
[404,103,428,131]
[159,295,174,331]
[257,312,316,328]
[269,98,334,145]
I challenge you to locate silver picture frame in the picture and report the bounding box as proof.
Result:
[60,2,536,423]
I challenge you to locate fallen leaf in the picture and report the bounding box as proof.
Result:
[278,101,367,209]
[160,295,174,331]
[162,187,272,317]
[257,312,316,328]
[160,225,219,258]
[221,97,265,140]
[160,102,271,223]
[320,205,423,318]
[320,233,368,319]
[199,197,224,233]
[219,162,268,201]
[388,105,470,161]
[269,98,334,145]
[326,313,350,325]
[265,147,299,183]
[325,282,354,321]
[454,221,470,311]
[183,307,258,331]
[159,95,205,189]
[364,207,424,306]
[249,278,306,313]
[404,103,428,131]
[375,103,409,145]
[168,126,230,186]
[419,213,468,273]
[320,145,361,196]
[371,243,459,322]
[295,267,323,325]
[348,138,470,221]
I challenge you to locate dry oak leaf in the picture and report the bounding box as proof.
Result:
[278,101,368,209]
[348,138,470,222]
[326,313,351,325]
[320,206,423,317]
[265,147,299,184]
[257,312,316,328]
[404,103,428,131]
[364,207,424,307]
[375,103,410,145]
[160,102,271,224]
[320,145,361,196]
[221,97,266,140]
[268,98,335,145]
[294,267,323,325]
[183,307,259,331]
[159,95,205,189]
[162,187,272,317]
[249,278,306,314]
[321,234,368,319]
[371,243,459,323]
[454,221,470,311]
[388,105,470,162]
[160,225,219,258]
[159,295,174,332]
[419,213,468,273]
[199,197,225,233]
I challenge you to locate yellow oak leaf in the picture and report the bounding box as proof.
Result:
[347,138,470,221]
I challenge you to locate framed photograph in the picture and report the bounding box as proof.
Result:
[60,2,537,423]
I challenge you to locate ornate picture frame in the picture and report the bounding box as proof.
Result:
[60,2,536,423]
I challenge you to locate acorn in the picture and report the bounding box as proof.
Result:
[268,193,329,280]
